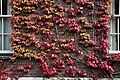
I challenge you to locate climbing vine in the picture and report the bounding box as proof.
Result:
[1,0,120,80]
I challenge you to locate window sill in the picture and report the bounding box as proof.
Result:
[109,51,120,54]
[0,15,12,17]
[7,77,120,80]
[0,50,120,54]
[0,50,13,54]
[7,77,93,80]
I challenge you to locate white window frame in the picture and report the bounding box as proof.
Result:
[0,0,13,54]
[109,0,120,53]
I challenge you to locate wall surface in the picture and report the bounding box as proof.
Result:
[1,0,120,79]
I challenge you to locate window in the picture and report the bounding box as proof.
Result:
[0,0,12,54]
[110,0,120,53]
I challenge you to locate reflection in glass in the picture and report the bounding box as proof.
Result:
[113,17,118,33]
[4,18,11,33]
[0,35,2,50]
[111,35,118,50]
[4,35,11,50]
[0,18,2,33]
[115,0,119,14]
[7,0,11,15]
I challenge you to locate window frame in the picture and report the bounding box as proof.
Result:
[0,0,13,54]
[109,0,120,54]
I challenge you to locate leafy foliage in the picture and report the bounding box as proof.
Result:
[1,0,120,79]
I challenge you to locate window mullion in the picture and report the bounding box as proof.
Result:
[110,20,113,50]
[2,17,4,50]
[117,18,120,50]
[110,33,119,35]
[110,0,114,51]
[119,0,120,51]
[119,0,120,15]
[3,33,11,35]
[0,0,2,15]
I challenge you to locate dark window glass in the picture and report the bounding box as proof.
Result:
[0,35,2,50]
[0,18,2,33]
[115,0,119,14]
[2,0,7,15]
[2,0,11,15]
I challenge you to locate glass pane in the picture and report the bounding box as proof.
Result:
[2,0,11,15]
[0,35,2,50]
[0,18,2,33]
[110,35,118,51]
[112,17,118,33]
[115,0,119,14]
[7,0,11,15]
[4,18,11,33]
[4,35,11,50]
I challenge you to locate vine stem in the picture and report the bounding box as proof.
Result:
[70,56,86,65]
[109,72,114,80]
[112,72,120,75]
[54,24,65,52]
[74,33,78,46]
[74,33,89,53]
[102,69,114,80]
[115,62,120,68]
[55,24,60,40]
[81,46,90,53]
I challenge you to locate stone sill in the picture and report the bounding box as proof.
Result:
[7,77,119,80]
